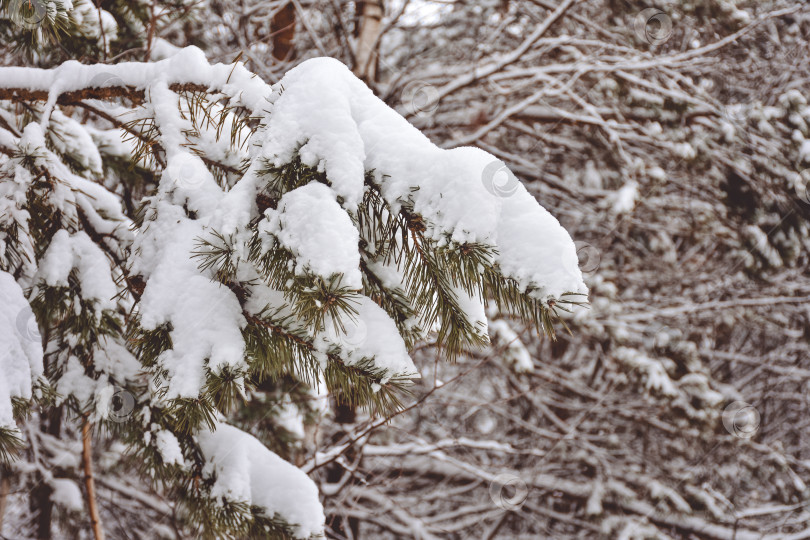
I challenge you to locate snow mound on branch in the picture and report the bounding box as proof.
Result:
[35,230,117,310]
[197,422,325,538]
[451,285,488,337]
[317,296,418,382]
[155,429,184,467]
[0,159,36,281]
[48,110,103,177]
[0,271,44,430]
[93,339,141,384]
[489,319,534,373]
[136,213,247,399]
[50,478,83,512]
[260,182,362,289]
[244,281,417,381]
[132,81,248,400]
[0,46,272,117]
[10,123,131,250]
[261,57,586,301]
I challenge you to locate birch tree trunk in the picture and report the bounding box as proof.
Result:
[353,0,383,83]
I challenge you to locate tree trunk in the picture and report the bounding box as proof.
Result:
[271,3,296,61]
[81,418,105,540]
[325,400,360,538]
[31,406,62,540]
[0,468,9,531]
[353,0,384,84]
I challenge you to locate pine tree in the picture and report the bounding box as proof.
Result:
[0,3,586,538]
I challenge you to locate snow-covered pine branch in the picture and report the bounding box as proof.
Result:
[0,47,585,538]
[0,272,43,460]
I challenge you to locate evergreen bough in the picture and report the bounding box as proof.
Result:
[0,6,586,537]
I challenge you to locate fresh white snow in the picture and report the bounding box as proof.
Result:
[2,50,586,405]
[35,230,117,310]
[259,182,363,289]
[259,57,586,302]
[316,296,418,382]
[197,422,325,538]
[0,271,44,431]
[0,50,589,538]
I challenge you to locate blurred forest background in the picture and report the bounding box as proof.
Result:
[3,0,810,538]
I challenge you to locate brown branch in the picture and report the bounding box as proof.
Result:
[0,83,209,105]
[145,0,157,62]
[81,417,105,540]
[0,469,9,531]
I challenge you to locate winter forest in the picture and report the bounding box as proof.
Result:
[0,0,808,538]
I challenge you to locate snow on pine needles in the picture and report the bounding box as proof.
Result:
[0,48,586,538]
